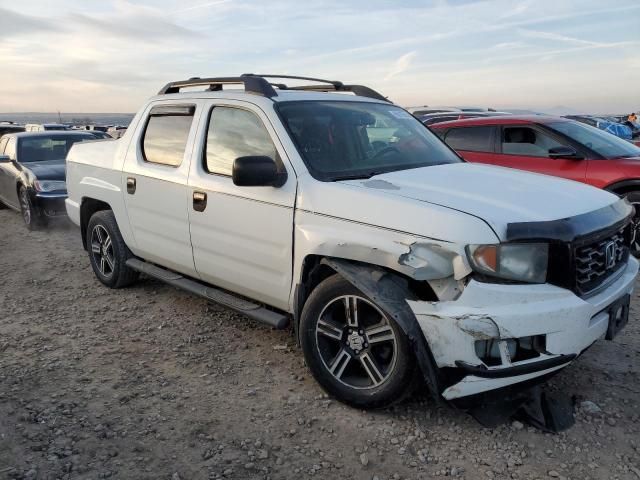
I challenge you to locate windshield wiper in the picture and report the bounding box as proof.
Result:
[331,171,384,181]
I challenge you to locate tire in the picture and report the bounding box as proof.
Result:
[19,186,46,230]
[300,274,416,409]
[86,210,139,288]
[624,191,640,257]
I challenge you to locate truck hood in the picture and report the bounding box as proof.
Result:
[342,162,619,238]
[22,160,66,181]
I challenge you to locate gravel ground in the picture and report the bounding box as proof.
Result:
[1,209,640,480]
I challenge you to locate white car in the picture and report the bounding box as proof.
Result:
[65,74,638,408]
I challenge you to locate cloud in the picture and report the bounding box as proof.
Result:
[173,0,234,14]
[68,11,200,41]
[519,29,604,47]
[384,51,417,81]
[0,7,61,39]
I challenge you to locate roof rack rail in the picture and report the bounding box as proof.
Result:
[243,74,390,103]
[158,76,278,97]
[158,74,390,103]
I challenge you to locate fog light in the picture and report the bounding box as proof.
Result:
[474,335,546,366]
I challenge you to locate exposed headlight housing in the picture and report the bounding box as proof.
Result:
[34,180,66,192]
[466,243,549,283]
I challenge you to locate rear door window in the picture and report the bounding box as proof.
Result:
[445,126,495,152]
[142,105,195,167]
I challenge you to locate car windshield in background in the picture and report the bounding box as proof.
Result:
[548,121,640,159]
[277,101,461,181]
[18,135,92,162]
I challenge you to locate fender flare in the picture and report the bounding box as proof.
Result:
[320,257,443,402]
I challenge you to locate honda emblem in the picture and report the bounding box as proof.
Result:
[604,241,616,269]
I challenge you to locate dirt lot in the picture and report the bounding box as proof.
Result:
[1,210,639,480]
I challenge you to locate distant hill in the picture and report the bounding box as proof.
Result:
[0,112,134,126]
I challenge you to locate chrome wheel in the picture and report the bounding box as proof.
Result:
[91,225,115,277]
[20,188,31,225]
[315,295,397,389]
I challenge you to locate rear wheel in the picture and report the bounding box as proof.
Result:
[19,186,46,230]
[300,275,415,408]
[624,191,640,257]
[87,210,139,288]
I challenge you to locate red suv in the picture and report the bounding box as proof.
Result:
[431,115,640,254]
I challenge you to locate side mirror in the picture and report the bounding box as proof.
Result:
[232,156,287,187]
[548,146,583,160]
[0,155,10,163]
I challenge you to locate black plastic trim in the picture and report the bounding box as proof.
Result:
[604,178,640,193]
[455,354,577,378]
[159,76,278,98]
[505,198,633,243]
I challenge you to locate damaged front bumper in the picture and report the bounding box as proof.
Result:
[408,256,639,400]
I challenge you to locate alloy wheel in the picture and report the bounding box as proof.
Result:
[91,225,115,278]
[315,295,398,389]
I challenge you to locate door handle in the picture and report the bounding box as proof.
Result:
[193,191,207,212]
[126,177,136,194]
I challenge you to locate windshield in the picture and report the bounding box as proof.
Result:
[18,135,92,162]
[277,101,461,180]
[548,121,640,159]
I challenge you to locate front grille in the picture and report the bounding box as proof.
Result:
[574,226,629,296]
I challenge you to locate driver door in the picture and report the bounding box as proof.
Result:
[188,101,297,311]
[495,125,587,183]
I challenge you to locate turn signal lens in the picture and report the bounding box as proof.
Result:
[471,245,498,273]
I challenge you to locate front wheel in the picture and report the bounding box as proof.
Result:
[19,186,46,230]
[300,275,416,408]
[625,191,640,257]
[86,210,139,288]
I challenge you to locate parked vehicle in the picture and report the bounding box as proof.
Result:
[431,115,640,254]
[0,131,95,229]
[0,122,25,138]
[86,131,113,140]
[65,75,638,409]
[107,126,127,139]
[565,115,633,141]
[408,106,495,117]
[420,111,510,126]
[25,123,70,132]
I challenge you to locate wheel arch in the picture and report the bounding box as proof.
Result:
[80,198,112,250]
[604,179,640,196]
[294,255,442,400]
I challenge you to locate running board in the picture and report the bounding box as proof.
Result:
[125,258,289,329]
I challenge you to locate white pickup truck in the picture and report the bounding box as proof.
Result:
[65,74,638,409]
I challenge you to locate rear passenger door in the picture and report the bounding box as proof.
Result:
[495,125,587,182]
[122,102,200,276]
[442,126,498,164]
[188,101,296,311]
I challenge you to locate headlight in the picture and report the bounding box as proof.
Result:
[466,243,548,283]
[34,180,66,192]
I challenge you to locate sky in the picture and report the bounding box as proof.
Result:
[0,0,638,114]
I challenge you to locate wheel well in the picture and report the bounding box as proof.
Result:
[293,255,437,343]
[605,180,640,196]
[80,198,111,250]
